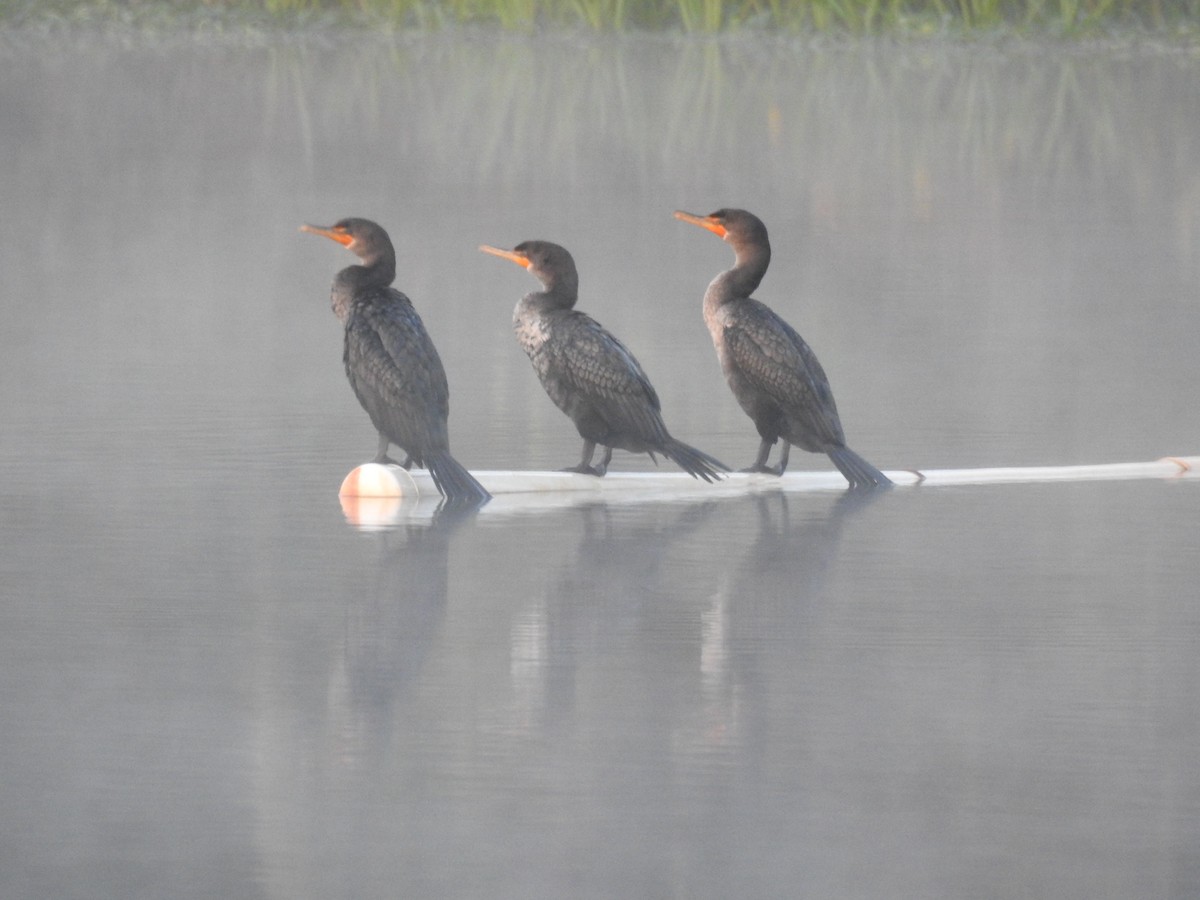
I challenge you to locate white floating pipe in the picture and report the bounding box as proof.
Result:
[340,453,1200,525]
[904,457,1195,486]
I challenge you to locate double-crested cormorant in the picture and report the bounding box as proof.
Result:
[302,218,490,505]
[674,208,890,489]
[479,240,728,482]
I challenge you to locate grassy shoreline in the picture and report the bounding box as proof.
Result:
[2,0,1198,35]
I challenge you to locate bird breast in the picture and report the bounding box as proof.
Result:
[513,303,553,355]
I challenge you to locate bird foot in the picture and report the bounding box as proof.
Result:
[374,453,407,467]
[740,464,784,476]
[561,464,607,477]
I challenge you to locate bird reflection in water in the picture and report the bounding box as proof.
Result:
[506,501,719,737]
[692,489,887,765]
[331,503,477,771]
[498,489,887,798]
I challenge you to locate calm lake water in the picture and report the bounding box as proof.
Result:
[2,26,1199,899]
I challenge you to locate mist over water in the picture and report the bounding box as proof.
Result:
[1,29,1198,899]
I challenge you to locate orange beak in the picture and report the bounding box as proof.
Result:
[300,224,354,247]
[674,210,727,239]
[479,245,531,268]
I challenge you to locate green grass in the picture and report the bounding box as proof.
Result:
[1,0,1198,33]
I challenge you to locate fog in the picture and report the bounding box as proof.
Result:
[1,29,1198,899]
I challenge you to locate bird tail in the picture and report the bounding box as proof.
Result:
[426,451,491,506]
[663,438,731,483]
[828,446,892,490]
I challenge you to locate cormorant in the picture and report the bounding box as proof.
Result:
[480,240,727,482]
[674,208,890,489]
[302,218,490,505]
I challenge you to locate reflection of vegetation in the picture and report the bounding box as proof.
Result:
[238,34,1200,285]
[276,35,1199,223]
[3,0,1199,33]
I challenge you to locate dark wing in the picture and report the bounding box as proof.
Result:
[540,312,669,443]
[344,289,451,455]
[721,299,846,446]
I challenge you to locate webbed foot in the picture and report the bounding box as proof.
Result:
[561,464,607,477]
[740,463,784,476]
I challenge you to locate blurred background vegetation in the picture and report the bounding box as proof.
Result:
[2,0,1198,34]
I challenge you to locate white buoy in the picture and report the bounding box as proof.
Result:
[337,464,421,529]
[339,462,409,497]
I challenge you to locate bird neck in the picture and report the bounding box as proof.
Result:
[331,260,396,322]
[340,256,396,290]
[530,273,579,311]
[706,243,769,310]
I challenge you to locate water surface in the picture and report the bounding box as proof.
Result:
[1,29,1198,900]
